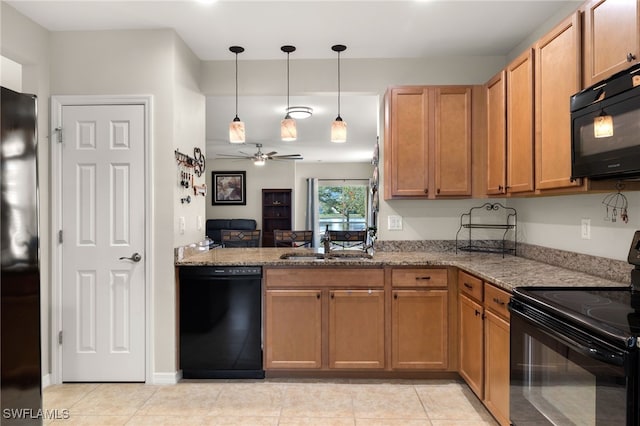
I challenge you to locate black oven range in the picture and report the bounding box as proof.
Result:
[509,230,640,426]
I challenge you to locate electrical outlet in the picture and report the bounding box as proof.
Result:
[388,215,403,231]
[581,218,591,240]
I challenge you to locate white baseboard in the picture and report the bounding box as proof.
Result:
[42,374,51,389]
[150,370,181,385]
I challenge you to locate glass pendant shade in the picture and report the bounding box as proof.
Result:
[594,113,613,138]
[229,116,245,143]
[281,115,297,141]
[331,116,347,143]
[229,45,245,144]
[331,44,347,143]
[254,158,266,166]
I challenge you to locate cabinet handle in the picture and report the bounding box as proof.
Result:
[415,276,431,280]
[394,293,398,300]
[424,188,429,194]
[474,309,481,317]
[317,293,321,300]
[463,282,473,289]
[627,53,637,62]
[330,292,334,299]
[498,185,503,191]
[493,297,506,306]
[437,188,441,194]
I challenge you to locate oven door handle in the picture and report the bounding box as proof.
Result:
[511,305,626,367]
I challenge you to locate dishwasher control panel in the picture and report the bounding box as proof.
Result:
[211,266,262,276]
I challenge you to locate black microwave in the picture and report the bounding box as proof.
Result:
[571,63,640,180]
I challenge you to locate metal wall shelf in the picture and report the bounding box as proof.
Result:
[455,203,517,257]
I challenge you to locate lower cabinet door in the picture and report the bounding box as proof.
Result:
[459,293,484,399]
[329,289,385,369]
[265,290,322,369]
[484,309,510,426]
[391,289,448,369]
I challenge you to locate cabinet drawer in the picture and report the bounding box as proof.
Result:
[458,270,483,302]
[265,267,384,288]
[484,284,511,320]
[391,268,448,287]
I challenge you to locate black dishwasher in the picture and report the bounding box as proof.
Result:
[179,266,264,379]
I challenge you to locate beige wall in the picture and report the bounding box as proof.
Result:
[206,158,296,229]
[3,17,206,380]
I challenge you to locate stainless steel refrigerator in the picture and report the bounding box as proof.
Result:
[1,86,42,424]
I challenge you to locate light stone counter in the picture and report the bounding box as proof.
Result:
[175,247,627,292]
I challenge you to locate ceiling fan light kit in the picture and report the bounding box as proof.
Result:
[331,44,347,143]
[281,45,298,141]
[229,45,245,144]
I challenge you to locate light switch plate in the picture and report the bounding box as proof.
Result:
[388,215,403,231]
[179,216,186,235]
[197,215,203,231]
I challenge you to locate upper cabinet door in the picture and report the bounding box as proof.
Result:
[385,87,430,198]
[433,86,472,197]
[584,0,640,86]
[506,48,535,194]
[485,71,507,195]
[535,12,583,191]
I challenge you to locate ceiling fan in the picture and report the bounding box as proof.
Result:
[216,143,303,165]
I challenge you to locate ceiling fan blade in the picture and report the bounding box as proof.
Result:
[216,154,251,159]
[265,151,278,156]
[273,154,302,158]
[272,156,303,160]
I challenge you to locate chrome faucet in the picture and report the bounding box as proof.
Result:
[322,225,331,256]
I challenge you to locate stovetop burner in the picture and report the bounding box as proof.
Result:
[513,286,640,341]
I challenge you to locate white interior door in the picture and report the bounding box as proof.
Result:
[61,104,145,382]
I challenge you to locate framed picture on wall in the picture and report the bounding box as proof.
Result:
[212,171,246,205]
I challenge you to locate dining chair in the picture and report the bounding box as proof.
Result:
[328,230,367,250]
[273,230,314,248]
[220,229,262,248]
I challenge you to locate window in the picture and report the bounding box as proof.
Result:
[318,180,369,232]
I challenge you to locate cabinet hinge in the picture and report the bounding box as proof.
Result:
[58,230,63,244]
[58,331,63,345]
[55,127,63,144]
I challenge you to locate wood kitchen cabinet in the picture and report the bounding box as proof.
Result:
[485,49,534,196]
[457,271,511,426]
[486,71,507,196]
[264,267,385,371]
[458,271,484,399]
[535,12,584,192]
[329,290,385,369]
[390,268,449,370]
[506,48,535,195]
[483,283,511,426]
[265,289,322,369]
[384,86,472,199]
[583,0,640,87]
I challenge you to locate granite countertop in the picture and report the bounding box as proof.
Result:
[175,247,627,292]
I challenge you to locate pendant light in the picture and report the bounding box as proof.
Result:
[281,45,297,141]
[229,46,245,144]
[331,44,347,143]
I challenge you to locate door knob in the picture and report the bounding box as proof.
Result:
[119,252,142,262]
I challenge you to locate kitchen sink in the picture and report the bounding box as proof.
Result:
[279,251,373,261]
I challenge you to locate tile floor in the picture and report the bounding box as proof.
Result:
[43,379,498,425]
